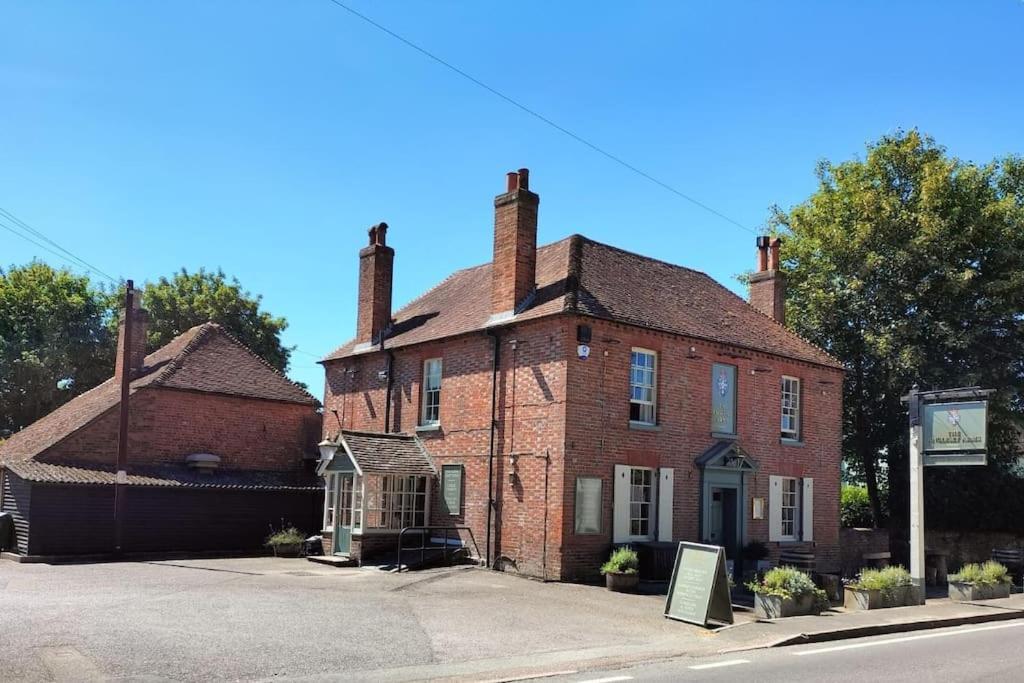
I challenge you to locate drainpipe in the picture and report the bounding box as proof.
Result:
[383,348,395,433]
[485,329,501,568]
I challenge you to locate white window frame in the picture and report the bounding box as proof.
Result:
[780,476,800,541]
[629,348,657,426]
[628,466,655,540]
[781,375,801,440]
[420,358,443,426]
[322,473,338,532]
[363,474,429,531]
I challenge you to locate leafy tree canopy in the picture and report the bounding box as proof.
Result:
[0,262,114,433]
[773,130,1024,526]
[138,268,292,373]
[1,264,294,434]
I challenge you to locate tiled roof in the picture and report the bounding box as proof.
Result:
[324,235,842,369]
[5,460,321,490]
[0,323,315,464]
[341,430,435,476]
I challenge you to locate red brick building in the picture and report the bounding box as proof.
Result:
[318,169,844,580]
[0,311,322,558]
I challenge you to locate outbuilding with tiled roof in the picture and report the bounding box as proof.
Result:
[0,311,323,559]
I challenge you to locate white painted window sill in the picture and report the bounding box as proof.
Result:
[629,421,661,432]
[416,424,442,433]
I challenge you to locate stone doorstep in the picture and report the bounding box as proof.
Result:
[306,555,358,568]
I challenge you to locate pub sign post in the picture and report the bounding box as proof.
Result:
[904,386,993,604]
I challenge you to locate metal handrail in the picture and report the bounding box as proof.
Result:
[396,526,482,573]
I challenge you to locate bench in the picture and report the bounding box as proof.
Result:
[992,548,1024,578]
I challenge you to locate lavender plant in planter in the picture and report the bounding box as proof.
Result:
[844,565,917,610]
[948,561,1013,601]
[265,526,305,558]
[747,566,829,619]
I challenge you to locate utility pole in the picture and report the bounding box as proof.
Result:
[114,280,134,554]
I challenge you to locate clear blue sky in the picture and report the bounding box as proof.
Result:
[3,1,1022,392]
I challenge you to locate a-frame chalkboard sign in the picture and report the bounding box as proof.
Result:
[664,542,734,628]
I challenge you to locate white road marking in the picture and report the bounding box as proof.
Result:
[578,677,634,683]
[688,658,750,670]
[793,620,1024,656]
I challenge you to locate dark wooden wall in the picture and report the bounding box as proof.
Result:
[23,482,323,556]
[1,470,31,554]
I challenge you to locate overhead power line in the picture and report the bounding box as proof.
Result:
[323,0,757,236]
[0,207,118,283]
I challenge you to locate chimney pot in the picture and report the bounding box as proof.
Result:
[506,172,519,193]
[768,237,782,271]
[756,235,770,272]
[375,222,388,246]
[517,168,530,190]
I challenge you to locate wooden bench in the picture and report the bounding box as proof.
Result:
[992,548,1024,575]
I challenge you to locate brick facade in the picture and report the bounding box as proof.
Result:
[36,387,319,472]
[323,314,842,579]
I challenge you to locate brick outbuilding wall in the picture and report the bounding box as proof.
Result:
[37,388,320,471]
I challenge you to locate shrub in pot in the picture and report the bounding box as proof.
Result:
[601,547,640,592]
[948,561,1012,601]
[845,565,916,610]
[265,526,305,557]
[746,566,829,618]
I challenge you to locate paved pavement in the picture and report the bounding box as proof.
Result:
[0,557,723,682]
[556,620,1024,681]
[4,557,1024,681]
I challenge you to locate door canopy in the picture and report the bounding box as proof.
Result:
[695,440,759,472]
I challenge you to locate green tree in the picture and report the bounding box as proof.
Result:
[0,262,115,433]
[772,130,1024,526]
[139,268,292,372]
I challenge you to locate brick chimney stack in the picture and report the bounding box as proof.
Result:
[115,290,149,381]
[356,222,394,344]
[491,168,539,318]
[749,235,786,325]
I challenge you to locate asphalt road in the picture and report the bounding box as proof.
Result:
[557,620,1024,682]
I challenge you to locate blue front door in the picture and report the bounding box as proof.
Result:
[334,474,354,555]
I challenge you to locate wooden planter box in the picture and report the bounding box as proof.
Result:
[605,572,639,593]
[844,585,919,610]
[754,592,821,619]
[948,581,1011,602]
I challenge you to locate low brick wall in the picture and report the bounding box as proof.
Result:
[840,527,890,577]
[888,528,1024,571]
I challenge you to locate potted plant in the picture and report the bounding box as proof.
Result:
[746,566,829,619]
[845,565,916,610]
[948,561,1013,601]
[601,547,640,592]
[265,526,306,557]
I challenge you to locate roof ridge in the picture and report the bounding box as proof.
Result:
[709,274,845,368]
[574,234,712,278]
[148,322,317,402]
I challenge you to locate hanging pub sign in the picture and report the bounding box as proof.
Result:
[922,400,988,466]
[664,542,733,628]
